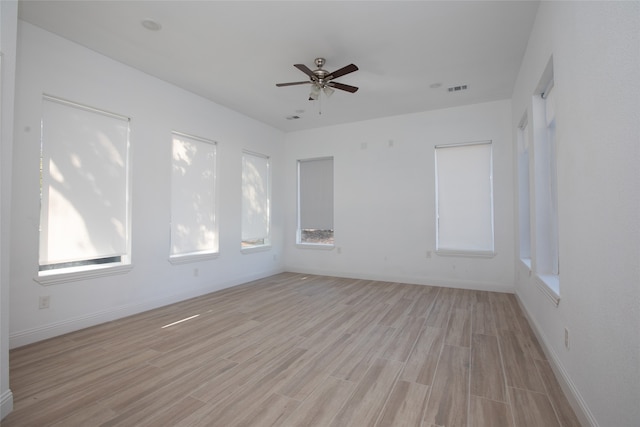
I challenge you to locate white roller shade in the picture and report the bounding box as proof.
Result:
[435,142,494,253]
[242,151,270,242]
[39,96,130,266]
[170,132,217,256]
[299,158,334,230]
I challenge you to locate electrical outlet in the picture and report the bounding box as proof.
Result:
[39,296,50,310]
[564,327,570,350]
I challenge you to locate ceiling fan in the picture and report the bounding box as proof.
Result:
[276,58,359,100]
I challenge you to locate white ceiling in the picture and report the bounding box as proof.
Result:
[18,1,540,132]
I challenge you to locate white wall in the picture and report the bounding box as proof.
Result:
[1,1,17,419]
[9,21,285,348]
[284,100,515,292]
[511,2,640,426]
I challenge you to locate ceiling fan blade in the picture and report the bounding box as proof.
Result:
[326,64,358,80]
[294,64,317,80]
[276,81,311,87]
[330,82,359,93]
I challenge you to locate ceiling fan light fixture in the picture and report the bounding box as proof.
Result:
[323,86,335,97]
[309,84,320,100]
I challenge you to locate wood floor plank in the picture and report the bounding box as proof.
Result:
[445,308,472,347]
[472,301,497,336]
[331,325,395,382]
[471,333,507,402]
[535,359,582,427]
[499,330,546,393]
[400,325,445,385]
[425,288,454,328]
[189,334,305,403]
[380,314,425,362]
[406,286,439,317]
[378,298,414,326]
[135,396,207,427]
[375,380,429,427]
[234,392,300,427]
[515,315,547,361]
[423,344,470,427]
[3,273,581,427]
[510,387,562,427]
[179,348,310,426]
[277,333,359,401]
[49,403,116,427]
[329,358,404,427]
[282,376,356,427]
[469,396,513,427]
[490,293,522,334]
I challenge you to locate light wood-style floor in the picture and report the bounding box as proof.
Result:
[4,273,581,426]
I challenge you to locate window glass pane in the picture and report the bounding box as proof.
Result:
[435,142,494,252]
[170,132,217,257]
[242,151,270,247]
[40,96,130,268]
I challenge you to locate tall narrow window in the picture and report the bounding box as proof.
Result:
[518,117,532,265]
[242,151,270,249]
[298,157,334,246]
[170,132,217,261]
[435,141,494,255]
[534,81,559,277]
[39,95,131,276]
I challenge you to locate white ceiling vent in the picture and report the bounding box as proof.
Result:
[448,84,468,92]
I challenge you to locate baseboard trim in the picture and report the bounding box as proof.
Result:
[515,292,599,427]
[9,269,284,349]
[284,267,514,293]
[1,389,13,420]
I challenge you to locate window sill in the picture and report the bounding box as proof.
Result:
[35,263,133,286]
[241,244,272,254]
[436,249,496,258]
[534,274,560,306]
[296,243,335,250]
[168,252,219,265]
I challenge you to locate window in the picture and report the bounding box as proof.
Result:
[435,141,494,255]
[38,95,131,279]
[241,151,270,250]
[534,81,559,277]
[530,57,560,304]
[518,117,532,265]
[169,132,218,262]
[297,157,334,246]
